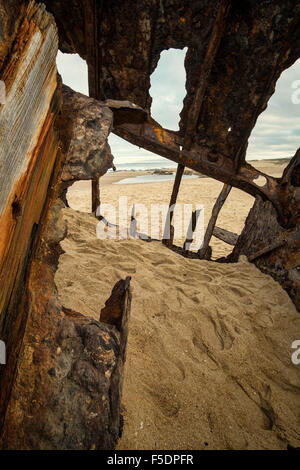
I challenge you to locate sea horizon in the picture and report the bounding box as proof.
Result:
[110,155,291,172]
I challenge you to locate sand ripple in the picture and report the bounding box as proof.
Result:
[55,208,300,450]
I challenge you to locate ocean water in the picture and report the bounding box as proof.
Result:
[115,174,198,185]
[110,157,177,172]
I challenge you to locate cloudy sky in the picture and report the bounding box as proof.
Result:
[57,49,300,167]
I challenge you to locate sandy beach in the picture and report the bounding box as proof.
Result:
[55,159,300,449]
[66,160,286,259]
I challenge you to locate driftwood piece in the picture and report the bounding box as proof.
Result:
[163,163,185,247]
[198,184,232,259]
[213,226,238,246]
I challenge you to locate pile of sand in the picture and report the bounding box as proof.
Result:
[56,161,299,449]
[55,205,299,450]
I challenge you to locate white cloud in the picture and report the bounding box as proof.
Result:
[247,58,300,160]
[150,48,187,130]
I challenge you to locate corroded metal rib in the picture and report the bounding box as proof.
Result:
[198,184,232,260]
[111,109,279,199]
[213,226,238,246]
[183,0,231,151]
[111,109,299,226]
[162,163,185,247]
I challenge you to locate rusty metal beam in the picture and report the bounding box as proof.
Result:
[112,117,283,212]
[183,0,231,151]
[86,0,103,216]
[183,209,201,252]
[110,104,300,228]
[162,163,185,247]
[248,240,286,262]
[198,184,232,259]
[213,226,238,246]
[165,2,231,251]
[86,0,100,99]
[91,176,100,214]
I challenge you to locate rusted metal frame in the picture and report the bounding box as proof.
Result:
[179,0,231,257]
[248,240,286,262]
[277,148,300,227]
[213,226,238,246]
[96,212,204,260]
[113,122,281,206]
[183,209,201,252]
[86,0,100,99]
[281,148,300,185]
[233,22,300,173]
[86,0,102,216]
[100,276,132,360]
[233,68,280,172]
[183,0,232,151]
[161,1,231,249]
[198,184,232,259]
[91,176,100,215]
[162,163,185,247]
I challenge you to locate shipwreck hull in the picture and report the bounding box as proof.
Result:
[0,3,128,449]
[0,0,299,449]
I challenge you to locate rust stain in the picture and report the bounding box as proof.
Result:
[154,127,164,144]
[0,107,58,314]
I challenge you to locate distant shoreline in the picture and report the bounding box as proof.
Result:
[110,157,291,173]
[101,158,287,186]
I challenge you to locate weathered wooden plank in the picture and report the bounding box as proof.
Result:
[0,2,58,269]
[0,82,129,450]
[0,0,60,440]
